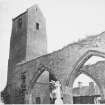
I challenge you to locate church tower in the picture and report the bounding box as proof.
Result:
[7,5,47,84]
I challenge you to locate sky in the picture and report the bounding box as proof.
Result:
[0,0,105,92]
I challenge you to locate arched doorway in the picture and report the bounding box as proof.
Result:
[66,50,105,104]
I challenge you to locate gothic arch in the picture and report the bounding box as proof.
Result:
[28,64,50,93]
[26,64,57,103]
[72,70,103,97]
[26,64,49,104]
[66,50,105,100]
[67,50,105,86]
[26,50,105,103]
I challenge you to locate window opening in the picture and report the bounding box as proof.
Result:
[36,23,39,30]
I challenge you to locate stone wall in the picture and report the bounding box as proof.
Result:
[4,5,47,104]
[3,4,105,104]
[9,31,105,104]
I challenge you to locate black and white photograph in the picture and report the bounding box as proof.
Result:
[0,0,105,104]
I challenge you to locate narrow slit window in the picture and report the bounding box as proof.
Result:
[36,22,39,30]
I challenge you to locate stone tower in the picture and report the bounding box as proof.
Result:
[7,4,47,84]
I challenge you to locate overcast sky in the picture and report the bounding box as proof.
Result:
[0,0,105,92]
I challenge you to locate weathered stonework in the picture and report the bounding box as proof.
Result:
[1,4,105,104]
[4,31,105,104]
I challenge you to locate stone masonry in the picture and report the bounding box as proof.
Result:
[1,4,105,104]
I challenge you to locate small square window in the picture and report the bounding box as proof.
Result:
[36,23,39,30]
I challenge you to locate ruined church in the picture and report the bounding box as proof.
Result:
[1,4,105,104]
